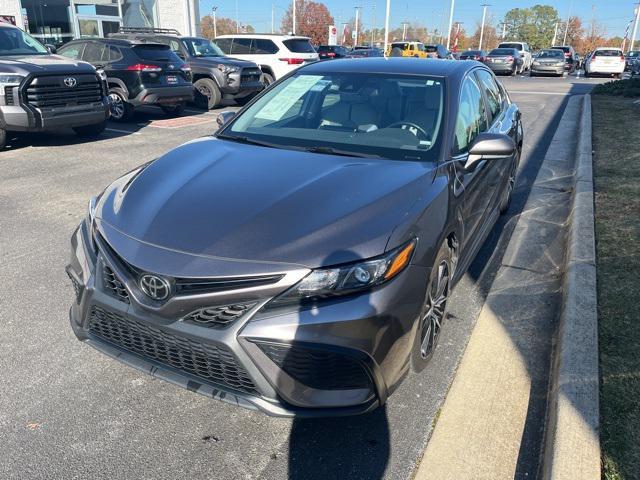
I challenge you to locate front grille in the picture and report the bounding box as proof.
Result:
[88,306,259,395]
[240,69,263,85]
[102,265,130,304]
[256,342,372,390]
[182,302,257,328]
[67,270,83,304]
[25,74,102,109]
[4,86,14,105]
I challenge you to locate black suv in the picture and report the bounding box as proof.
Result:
[111,28,264,109]
[0,23,109,149]
[58,38,193,121]
[317,45,350,60]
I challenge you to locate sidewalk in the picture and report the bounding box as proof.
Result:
[413,95,590,479]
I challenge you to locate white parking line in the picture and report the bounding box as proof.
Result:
[105,127,142,135]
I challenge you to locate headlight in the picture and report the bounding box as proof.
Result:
[85,195,98,252]
[269,239,416,307]
[217,64,239,74]
[0,74,25,87]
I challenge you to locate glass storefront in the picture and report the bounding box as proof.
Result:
[19,0,158,47]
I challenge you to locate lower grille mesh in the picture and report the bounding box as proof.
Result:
[88,306,259,395]
[256,342,372,390]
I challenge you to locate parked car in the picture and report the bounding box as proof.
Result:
[424,44,449,59]
[530,49,566,77]
[459,50,488,62]
[317,45,350,60]
[624,50,640,71]
[0,22,109,149]
[584,48,626,78]
[67,58,523,417]
[497,41,532,70]
[58,38,193,121]
[110,28,263,109]
[214,34,318,85]
[386,41,428,58]
[485,48,524,75]
[550,45,577,72]
[346,48,383,58]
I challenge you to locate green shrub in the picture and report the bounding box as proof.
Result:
[593,78,640,97]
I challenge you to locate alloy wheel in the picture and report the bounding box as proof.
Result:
[109,93,125,120]
[420,261,450,359]
[198,84,212,100]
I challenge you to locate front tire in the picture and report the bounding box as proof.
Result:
[499,154,518,214]
[262,72,275,86]
[194,78,221,110]
[73,120,107,137]
[411,243,453,372]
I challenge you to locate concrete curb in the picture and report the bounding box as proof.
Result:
[541,95,601,480]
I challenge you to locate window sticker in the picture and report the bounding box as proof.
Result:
[255,75,323,121]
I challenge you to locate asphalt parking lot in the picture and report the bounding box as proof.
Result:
[0,72,608,480]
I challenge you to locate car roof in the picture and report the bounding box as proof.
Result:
[66,38,168,48]
[299,57,479,78]
[215,33,310,40]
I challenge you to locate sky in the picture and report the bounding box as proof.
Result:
[198,0,640,38]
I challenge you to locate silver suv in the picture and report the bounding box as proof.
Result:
[0,23,109,149]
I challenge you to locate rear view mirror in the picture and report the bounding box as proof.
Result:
[216,111,236,128]
[465,133,516,171]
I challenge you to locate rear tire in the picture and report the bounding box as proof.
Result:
[499,153,518,214]
[160,102,185,116]
[411,243,453,372]
[73,120,107,137]
[194,78,221,110]
[108,88,134,122]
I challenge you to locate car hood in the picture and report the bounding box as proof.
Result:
[95,137,433,272]
[0,54,95,75]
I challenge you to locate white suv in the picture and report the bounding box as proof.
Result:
[214,34,319,85]
[584,48,626,77]
[497,41,532,71]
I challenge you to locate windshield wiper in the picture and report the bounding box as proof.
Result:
[303,146,381,159]
[216,134,279,149]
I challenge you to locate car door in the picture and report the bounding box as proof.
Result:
[475,69,519,211]
[450,72,494,248]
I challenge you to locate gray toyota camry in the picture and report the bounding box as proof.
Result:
[67,58,522,417]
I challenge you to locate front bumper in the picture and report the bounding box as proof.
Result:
[0,100,110,132]
[66,221,428,417]
[531,64,565,75]
[220,70,264,97]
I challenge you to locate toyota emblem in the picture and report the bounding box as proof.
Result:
[139,274,171,301]
[63,77,77,87]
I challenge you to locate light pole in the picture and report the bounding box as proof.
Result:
[384,0,391,54]
[631,2,640,52]
[446,0,455,50]
[562,0,573,46]
[271,3,275,34]
[478,3,490,50]
[235,0,239,33]
[401,21,409,40]
[212,6,218,38]
[354,6,361,47]
[292,0,296,34]
[552,21,560,46]
[498,21,509,39]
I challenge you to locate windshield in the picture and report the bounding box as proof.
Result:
[222,72,445,162]
[183,37,224,57]
[0,27,48,56]
[628,51,640,57]
[537,50,564,59]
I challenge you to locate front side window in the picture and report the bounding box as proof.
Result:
[58,43,84,59]
[476,69,502,121]
[454,76,488,155]
[214,38,232,53]
[222,72,445,162]
[182,37,224,57]
[82,42,105,63]
[0,27,48,56]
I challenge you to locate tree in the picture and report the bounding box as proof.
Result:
[503,5,560,49]
[281,0,334,46]
[200,15,254,38]
[469,21,499,50]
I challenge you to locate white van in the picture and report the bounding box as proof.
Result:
[497,41,532,71]
[214,34,319,85]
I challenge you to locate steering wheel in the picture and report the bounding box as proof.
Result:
[387,121,429,139]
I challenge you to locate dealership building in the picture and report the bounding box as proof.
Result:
[0,0,200,46]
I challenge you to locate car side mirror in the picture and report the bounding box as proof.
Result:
[216,111,236,128]
[465,133,516,171]
[45,44,57,54]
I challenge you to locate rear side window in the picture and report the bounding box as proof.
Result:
[253,39,278,54]
[215,38,232,53]
[59,43,84,59]
[283,39,315,53]
[454,76,488,155]
[476,69,503,121]
[82,42,105,63]
[105,45,122,62]
[132,45,173,60]
[231,38,252,54]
